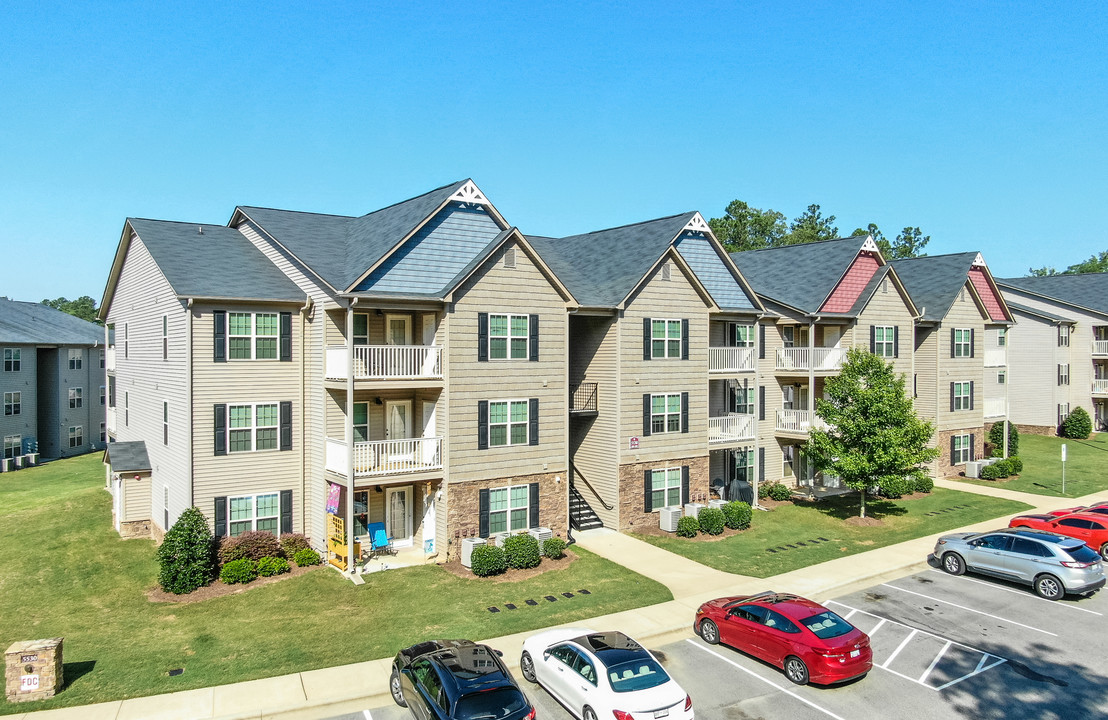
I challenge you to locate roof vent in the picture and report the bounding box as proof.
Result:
[503,248,516,269]
[198,226,204,235]
[661,263,671,281]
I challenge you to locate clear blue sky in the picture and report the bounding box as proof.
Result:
[2,1,1105,303]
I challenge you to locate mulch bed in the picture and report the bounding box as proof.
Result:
[147,563,320,603]
[440,550,578,582]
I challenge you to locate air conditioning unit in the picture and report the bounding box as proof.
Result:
[13,456,23,469]
[0,458,10,472]
[965,461,982,478]
[528,527,553,543]
[660,506,682,532]
[460,537,485,568]
[981,457,999,467]
[25,453,38,467]
[493,532,512,547]
[708,499,727,511]
[684,502,706,519]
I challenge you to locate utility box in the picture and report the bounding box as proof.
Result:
[6,638,63,703]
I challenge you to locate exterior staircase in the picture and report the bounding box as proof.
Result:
[569,482,604,531]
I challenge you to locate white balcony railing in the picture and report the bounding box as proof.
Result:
[776,347,844,372]
[1093,379,1108,395]
[775,409,827,434]
[983,397,1006,418]
[708,347,756,373]
[105,347,116,372]
[983,348,1007,367]
[1094,340,1108,356]
[325,436,443,478]
[325,345,442,381]
[708,413,757,443]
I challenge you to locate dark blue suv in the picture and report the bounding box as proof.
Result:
[390,639,536,720]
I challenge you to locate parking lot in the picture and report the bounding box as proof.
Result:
[337,564,1108,720]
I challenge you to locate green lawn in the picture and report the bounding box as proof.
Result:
[0,455,671,714]
[954,432,1108,498]
[633,488,1031,577]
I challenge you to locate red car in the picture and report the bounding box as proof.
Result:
[694,592,871,686]
[1048,503,1108,518]
[1010,513,1108,560]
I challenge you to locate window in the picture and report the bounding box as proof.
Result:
[100,423,106,443]
[107,323,116,348]
[488,484,530,534]
[489,400,529,446]
[228,493,280,536]
[228,312,278,360]
[873,326,895,357]
[100,385,106,405]
[69,387,83,409]
[650,467,682,510]
[163,402,169,445]
[1058,403,1070,426]
[162,315,168,360]
[228,403,279,452]
[651,393,682,433]
[124,391,129,426]
[3,435,20,459]
[108,376,116,407]
[489,314,529,360]
[124,323,129,358]
[68,349,82,370]
[730,383,755,415]
[1058,325,1070,347]
[953,328,972,357]
[953,381,971,411]
[782,327,795,347]
[651,319,682,358]
[3,348,20,372]
[1058,364,1070,386]
[732,324,755,347]
[997,370,1006,384]
[952,434,972,464]
[68,426,83,448]
[3,391,20,416]
[1010,537,1050,557]
[997,328,1007,347]
[352,314,368,346]
[99,350,105,369]
[734,448,754,483]
[353,402,368,443]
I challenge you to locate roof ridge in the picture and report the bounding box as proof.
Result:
[236,206,356,220]
[355,179,468,220]
[891,250,978,263]
[559,211,694,239]
[129,217,236,227]
[733,234,868,256]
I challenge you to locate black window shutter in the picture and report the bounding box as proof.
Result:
[970,434,976,461]
[681,466,690,505]
[279,312,292,361]
[970,329,975,357]
[214,404,226,456]
[949,382,956,412]
[529,482,540,528]
[725,449,735,482]
[479,489,490,537]
[528,398,539,446]
[280,490,292,534]
[950,328,956,358]
[477,313,488,362]
[969,381,975,410]
[726,323,736,347]
[643,318,652,360]
[529,314,539,362]
[759,324,766,359]
[681,319,689,360]
[870,325,876,354]
[279,401,292,451]
[643,470,653,513]
[477,401,488,450]
[214,311,226,362]
[759,385,766,421]
[108,376,116,407]
[726,381,735,413]
[894,326,899,358]
[214,496,227,538]
[758,447,765,482]
[681,392,689,433]
[642,394,651,437]
[950,436,956,463]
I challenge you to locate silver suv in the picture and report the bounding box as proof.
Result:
[933,528,1106,600]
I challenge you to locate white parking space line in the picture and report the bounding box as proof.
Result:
[879,583,1058,636]
[685,640,848,720]
[933,655,1007,692]
[926,569,1104,615]
[868,618,887,637]
[880,628,917,669]
[918,640,951,684]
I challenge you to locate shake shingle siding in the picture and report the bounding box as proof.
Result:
[674,235,756,311]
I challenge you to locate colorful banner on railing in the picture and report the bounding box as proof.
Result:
[325,481,342,515]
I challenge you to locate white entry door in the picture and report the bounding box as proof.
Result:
[386,315,411,345]
[421,400,438,465]
[386,400,412,441]
[386,485,413,548]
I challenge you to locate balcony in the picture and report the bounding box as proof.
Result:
[1094,340,1108,356]
[1094,379,1108,396]
[983,348,1007,367]
[325,437,443,479]
[708,413,756,444]
[570,382,598,416]
[775,409,827,435]
[983,397,1006,418]
[708,347,756,373]
[776,347,844,373]
[325,345,442,381]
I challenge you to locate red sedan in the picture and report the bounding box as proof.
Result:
[694,592,871,685]
[1010,513,1108,560]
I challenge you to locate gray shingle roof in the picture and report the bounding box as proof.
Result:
[889,252,980,322]
[0,297,103,345]
[729,236,869,313]
[997,274,1108,317]
[238,180,469,292]
[1006,301,1074,324]
[104,441,151,473]
[127,219,304,302]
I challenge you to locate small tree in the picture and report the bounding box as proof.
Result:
[988,421,1019,457]
[1060,407,1092,439]
[156,507,215,594]
[805,348,939,518]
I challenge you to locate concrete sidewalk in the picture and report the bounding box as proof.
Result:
[16,484,1108,720]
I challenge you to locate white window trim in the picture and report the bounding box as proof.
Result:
[69,387,83,409]
[1059,325,1070,346]
[162,315,168,360]
[100,385,106,405]
[1059,363,1070,386]
[953,381,971,411]
[68,348,82,370]
[651,318,682,359]
[100,423,106,443]
[874,325,895,357]
[953,433,972,465]
[487,483,530,534]
[228,311,279,361]
[733,324,755,348]
[3,348,20,372]
[954,328,972,357]
[997,328,1007,347]
[997,370,1006,384]
[651,393,682,434]
[227,492,280,537]
[488,399,529,447]
[3,434,20,459]
[68,425,83,448]
[650,467,682,511]
[488,313,529,361]
[227,402,280,453]
[163,402,169,446]
[4,391,20,416]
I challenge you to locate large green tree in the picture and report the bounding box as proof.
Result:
[851,224,930,259]
[805,347,939,518]
[708,199,788,253]
[1029,250,1108,277]
[788,204,839,245]
[41,295,101,324]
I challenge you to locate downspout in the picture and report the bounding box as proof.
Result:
[808,318,816,487]
[300,297,311,537]
[752,315,762,511]
[186,298,194,512]
[346,299,357,573]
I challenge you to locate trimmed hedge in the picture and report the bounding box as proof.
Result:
[989,421,1019,457]
[768,483,792,501]
[542,537,567,560]
[1060,407,1092,439]
[220,558,257,585]
[503,534,541,569]
[912,476,934,494]
[980,464,1001,480]
[1008,456,1023,473]
[218,531,283,565]
[698,507,725,535]
[257,556,291,577]
[156,507,215,594]
[723,501,752,530]
[279,533,311,557]
[878,476,914,499]
[292,548,322,567]
[471,544,508,577]
[992,459,1012,478]
[676,515,699,538]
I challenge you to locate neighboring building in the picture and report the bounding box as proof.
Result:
[0,297,105,466]
[996,274,1108,433]
[891,253,1014,475]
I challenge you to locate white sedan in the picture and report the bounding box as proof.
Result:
[520,628,693,720]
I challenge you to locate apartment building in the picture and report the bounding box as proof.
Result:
[0,297,105,466]
[995,274,1108,433]
[891,253,1014,475]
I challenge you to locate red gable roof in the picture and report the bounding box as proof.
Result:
[968,267,1009,321]
[820,252,881,313]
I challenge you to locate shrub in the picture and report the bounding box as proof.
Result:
[676,515,699,538]
[758,482,771,500]
[980,464,1001,480]
[156,507,216,594]
[992,459,1012,478]
[1060,407,1092,439]
[1008,456,1023,473]
[220,558,257,584]
[768,483,792,502]
[292,548,322,567]
[878,476,914,499]
[697,507,725,535]
[279,533,311,557]
[722,501,752,530]
[542,537,567,560]
[988,421,1019,457]
[471,545,508,576]
[233,530,283,561]
[503,534,541,569]
[912,476,934,494]
[217,535,246,565]
[257,556,291,577]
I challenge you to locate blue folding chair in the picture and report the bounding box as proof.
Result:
[367,522,394,558]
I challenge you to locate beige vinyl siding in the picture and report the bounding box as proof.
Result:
[914,326,939,422]
[447,240,568,482]
[619,259,710,464]
[757,318,785,450]
[105,236,191,529]
[854,282,915,379]
[121,475,151,523]
[935,287,986,433]
[1007,310,1075,428]
[569,315,619,527]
